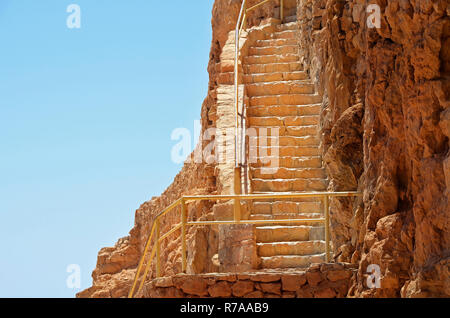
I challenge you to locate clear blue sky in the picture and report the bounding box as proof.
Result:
[0,0,213,298]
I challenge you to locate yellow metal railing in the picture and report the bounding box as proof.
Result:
[128,191,361,298]
[233,0,285,222]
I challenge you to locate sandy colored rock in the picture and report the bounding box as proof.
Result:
[281,273,307,291]
[208,281,232,298]
[306,271,323,287]
[232,281,255,297]
[260,283,282,295]
[174,276,208,297]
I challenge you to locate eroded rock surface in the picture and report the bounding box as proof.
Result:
[298,0,449,297]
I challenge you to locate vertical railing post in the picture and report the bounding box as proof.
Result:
[155,218,161,277]
[234,167,241,222]
[241,12,247,32]
[181,199,187,273]
[280,0,284,22]
[323,195,331,263]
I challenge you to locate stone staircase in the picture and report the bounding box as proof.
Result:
[243,20,328,269]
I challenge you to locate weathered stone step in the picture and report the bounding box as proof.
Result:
[256,225,310,242]
[249,94,322,106]
[257,241,325,257]
[283,15,298,24]
[255,38,297,47]
[244,61,302,74]
[244,53,299,65]
[248,115,319,127]
[250,146,320,157]
[251,167,326,179]
[253,201,322,214]
[249,45,298,56]
[260,254,325,269]
[276,21,298,31]
[246,81,314,96]
[251,178,328,192]
[248,135,319,148]
[250,194,324,203]
[251,212,323,220]
[244,71,307,84]
[256,225,325,243]
[250,156,323,169]
[249,126,318,138]
[270,30,297,40]
[248,104,320,117]
[250,214,324,228]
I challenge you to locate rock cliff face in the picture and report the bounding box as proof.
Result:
[297,0,449,297]
[79,0,449,298]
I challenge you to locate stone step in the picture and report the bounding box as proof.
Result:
[260,254,326,269]
[250,156,323,169]
[250,194,325,203]
[248,104,320,117]
[246,81,314,96]
[250,214,324,228]
[248,115,319,127]
[248,135,319,147]
[249,146,320,157]
[276,21,298,31]
[256,225,316,243]
[244,53,299,65]
[244,61,302,74]
[255,38,297,48]
[244,71,307,84]
[249,126,318,138]
[249,94,322,106]
[270,30,297,40]
[251,178,328,192]
[253,201,322,215]
[283,15,298,24]
[257,241,325,257]
[251,167,326,180]
[249,45,298,56]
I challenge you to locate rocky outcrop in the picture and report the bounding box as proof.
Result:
[297,0,449,297]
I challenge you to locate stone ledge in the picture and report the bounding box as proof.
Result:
[139,263,356,298]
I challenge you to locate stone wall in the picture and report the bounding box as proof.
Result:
[138,263,356,298]
[297,0,449,297]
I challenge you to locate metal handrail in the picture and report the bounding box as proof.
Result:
[128,191,361,298]
[233,0,285,222]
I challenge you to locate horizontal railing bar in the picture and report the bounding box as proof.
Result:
[240,12,247,34]
[136,242,158,296]
[246,0,272,13]
[128,222,157,298]
[183,192,361,202]
[155,198,182,219]
[158,223,182,242]
[187,218,325,226]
